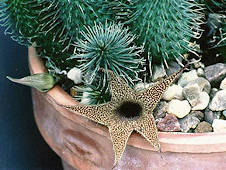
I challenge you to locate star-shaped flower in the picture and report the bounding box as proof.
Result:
[60,66,187,164]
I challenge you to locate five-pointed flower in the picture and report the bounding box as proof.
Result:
[60,66,186,164]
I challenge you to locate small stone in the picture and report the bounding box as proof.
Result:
[166,61,182,75]
[220,78,226,90]
[205,63,226,86]
[183,83,200,106]
[183,84,209,110]
[157,114,181,132]
[209,90,226,111]
[134,82,150,92]
[194,121,212,133]
[204,109,221,124]
[209,88,218,99]
[184,77,211,94]
[178,70,199,87]
[223,110,226,118]
[152,65,167,81]
[190,111,204,121]
[153,101,168,119]
[167,99,191,118]
[192,92,209,111]
[163,84,183,101]
[67,67,82,84]
[212,119,226,133]
[179,114,200,132]
[197,68,205,77]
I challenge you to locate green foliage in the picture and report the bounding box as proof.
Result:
[73,84,111,105]
[52,0,113,41]
[103,0,204,66]
[0,0,43,45]
[69,22,143,87]
[3,0,224,104]
[0,0,79,71]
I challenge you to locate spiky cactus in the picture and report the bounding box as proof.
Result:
[3,0,223,104]
[0,0,43,45]
[73,84,111,105]
[69,22,143,87]
[106,0,204,67]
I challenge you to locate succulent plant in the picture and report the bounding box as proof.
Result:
[69,22,143,87]
[102,0,204,68]
[3,1,81,74]
[74,84,111,105]
[48,0,113,41]
[0,0,43,45]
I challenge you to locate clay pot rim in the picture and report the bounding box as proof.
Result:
[28,47,226,153]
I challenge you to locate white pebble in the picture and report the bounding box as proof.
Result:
[67,67,82,84]
[167,99,191,118]
[220,78,226,90]
[209,90,226,111]
[212,119,226,133]
[163,84,183,101]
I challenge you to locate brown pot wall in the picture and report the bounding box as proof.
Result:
[29,47,226,170]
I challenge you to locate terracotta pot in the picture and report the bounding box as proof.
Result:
[29,47,226,170]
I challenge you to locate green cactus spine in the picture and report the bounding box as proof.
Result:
[105,0,204,67]
[69,22,143,87]
[0,0,44,45]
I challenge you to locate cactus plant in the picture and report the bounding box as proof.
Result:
[69,22,143,87]
[102,0,204,68]
[4,0,224,104]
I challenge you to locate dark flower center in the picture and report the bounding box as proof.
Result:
[116,101,142,119]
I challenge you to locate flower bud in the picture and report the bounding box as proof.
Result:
[7,73,55,92]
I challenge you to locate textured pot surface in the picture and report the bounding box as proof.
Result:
[29,47,226,170]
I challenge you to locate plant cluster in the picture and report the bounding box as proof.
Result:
[1,0,225,104]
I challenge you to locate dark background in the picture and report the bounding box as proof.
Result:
[0,27,63,169]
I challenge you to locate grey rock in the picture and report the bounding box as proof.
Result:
[197,68,205,77]
[209,90,226,111]
[183,84,210,110]
[205,63,226,86]
[190,111,204,121]
[153,101,168,119]
[178,70,199,87]
[220,77,226,90]
[185,77,211,94]
[223,110,226,118]
[192,92,209,111]
[152,65,166,81]
[157,114,181,132]
[179,114,200,132]
[194,121,213,133]
[209,88,218,99]
[183,83,200,106]
[204,109,221,124]
[166,61,182,75]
